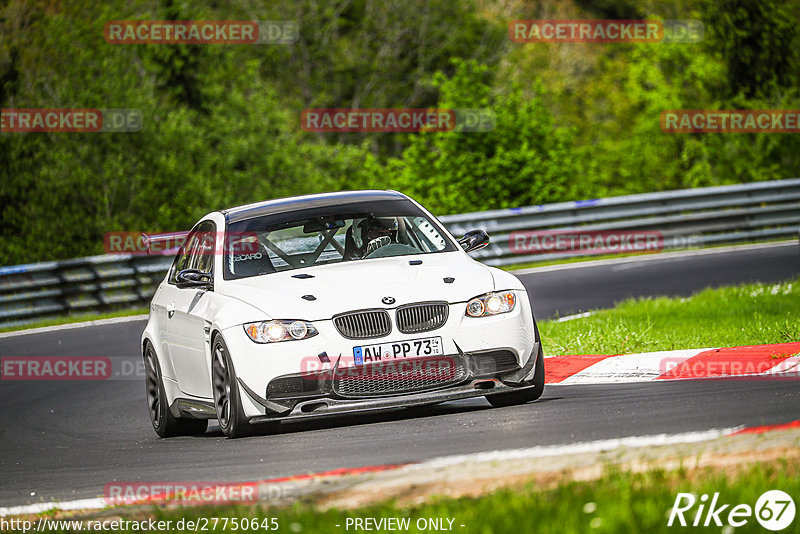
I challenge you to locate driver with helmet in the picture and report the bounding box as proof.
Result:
[352,217,398,258]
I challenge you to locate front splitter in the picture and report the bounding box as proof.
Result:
[247,379,538,424]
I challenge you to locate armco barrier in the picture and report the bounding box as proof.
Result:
[441,178,800,265]
[1,179,799,328]
[0,255,171,328]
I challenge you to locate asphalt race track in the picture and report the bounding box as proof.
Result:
[0,243,798,507]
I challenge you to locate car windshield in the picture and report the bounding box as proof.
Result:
[223,199,457,279]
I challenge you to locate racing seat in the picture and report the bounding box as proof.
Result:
[230,242,276,277]
[342,226,361,260]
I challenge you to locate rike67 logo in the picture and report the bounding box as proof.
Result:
[668,490,796,531]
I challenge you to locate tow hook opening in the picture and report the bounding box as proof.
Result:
[300,401,328,413]
[473,379,496,390]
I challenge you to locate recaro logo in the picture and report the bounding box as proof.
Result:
[233,253,262,261]
[668,490,796,531]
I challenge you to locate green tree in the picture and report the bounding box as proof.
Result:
[709,0,799,98]
[385,59,578,214]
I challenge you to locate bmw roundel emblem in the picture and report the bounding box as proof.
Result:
[382,296,395,305]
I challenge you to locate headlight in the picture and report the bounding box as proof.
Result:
[243,320,318,343]
[465,291,516,317]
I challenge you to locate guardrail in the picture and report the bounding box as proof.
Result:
[1,179,799,329]
[442,178,800,266]
[0,255,171,329]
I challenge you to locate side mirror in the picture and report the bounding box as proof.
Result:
[176,269,212,289]
[458,229,490,253]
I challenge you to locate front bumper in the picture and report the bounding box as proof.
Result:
[244,342,539,423]
[243,343,540,423]
[220,292,537,419]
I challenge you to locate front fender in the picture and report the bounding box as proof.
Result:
[486,265,526,292]
[212,297,273,331]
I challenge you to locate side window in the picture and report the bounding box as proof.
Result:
[168,237,196,285]
[407,216,447,252]
[191,222,216,274]
[168,221,216,285]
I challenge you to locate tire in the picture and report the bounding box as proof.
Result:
[144,343,208,438]
[486,325,546,408]
[211,335,269,438]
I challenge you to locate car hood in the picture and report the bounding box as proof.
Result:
[218,252,495,321]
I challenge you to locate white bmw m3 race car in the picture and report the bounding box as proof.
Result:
[141,190,544,438]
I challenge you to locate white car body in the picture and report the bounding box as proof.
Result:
[142,191,543,437]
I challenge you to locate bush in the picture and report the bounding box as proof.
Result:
[384,59,579,214]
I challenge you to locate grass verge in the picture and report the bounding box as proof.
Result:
[539,278,800,355]
[30,459,799,533]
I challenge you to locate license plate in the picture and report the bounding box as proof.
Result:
[353,337,443,365]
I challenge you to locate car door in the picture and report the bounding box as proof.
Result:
[150,282,176,365]
[150,234,194,371]
[165,221,216,399]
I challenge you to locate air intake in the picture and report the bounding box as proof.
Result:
[396,302,449,334]
[333,310,392,339]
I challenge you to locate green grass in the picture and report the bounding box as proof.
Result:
[159,462,800,533]
[539,278,800,355]
[0,307,148,334]
[29,460,800,533]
